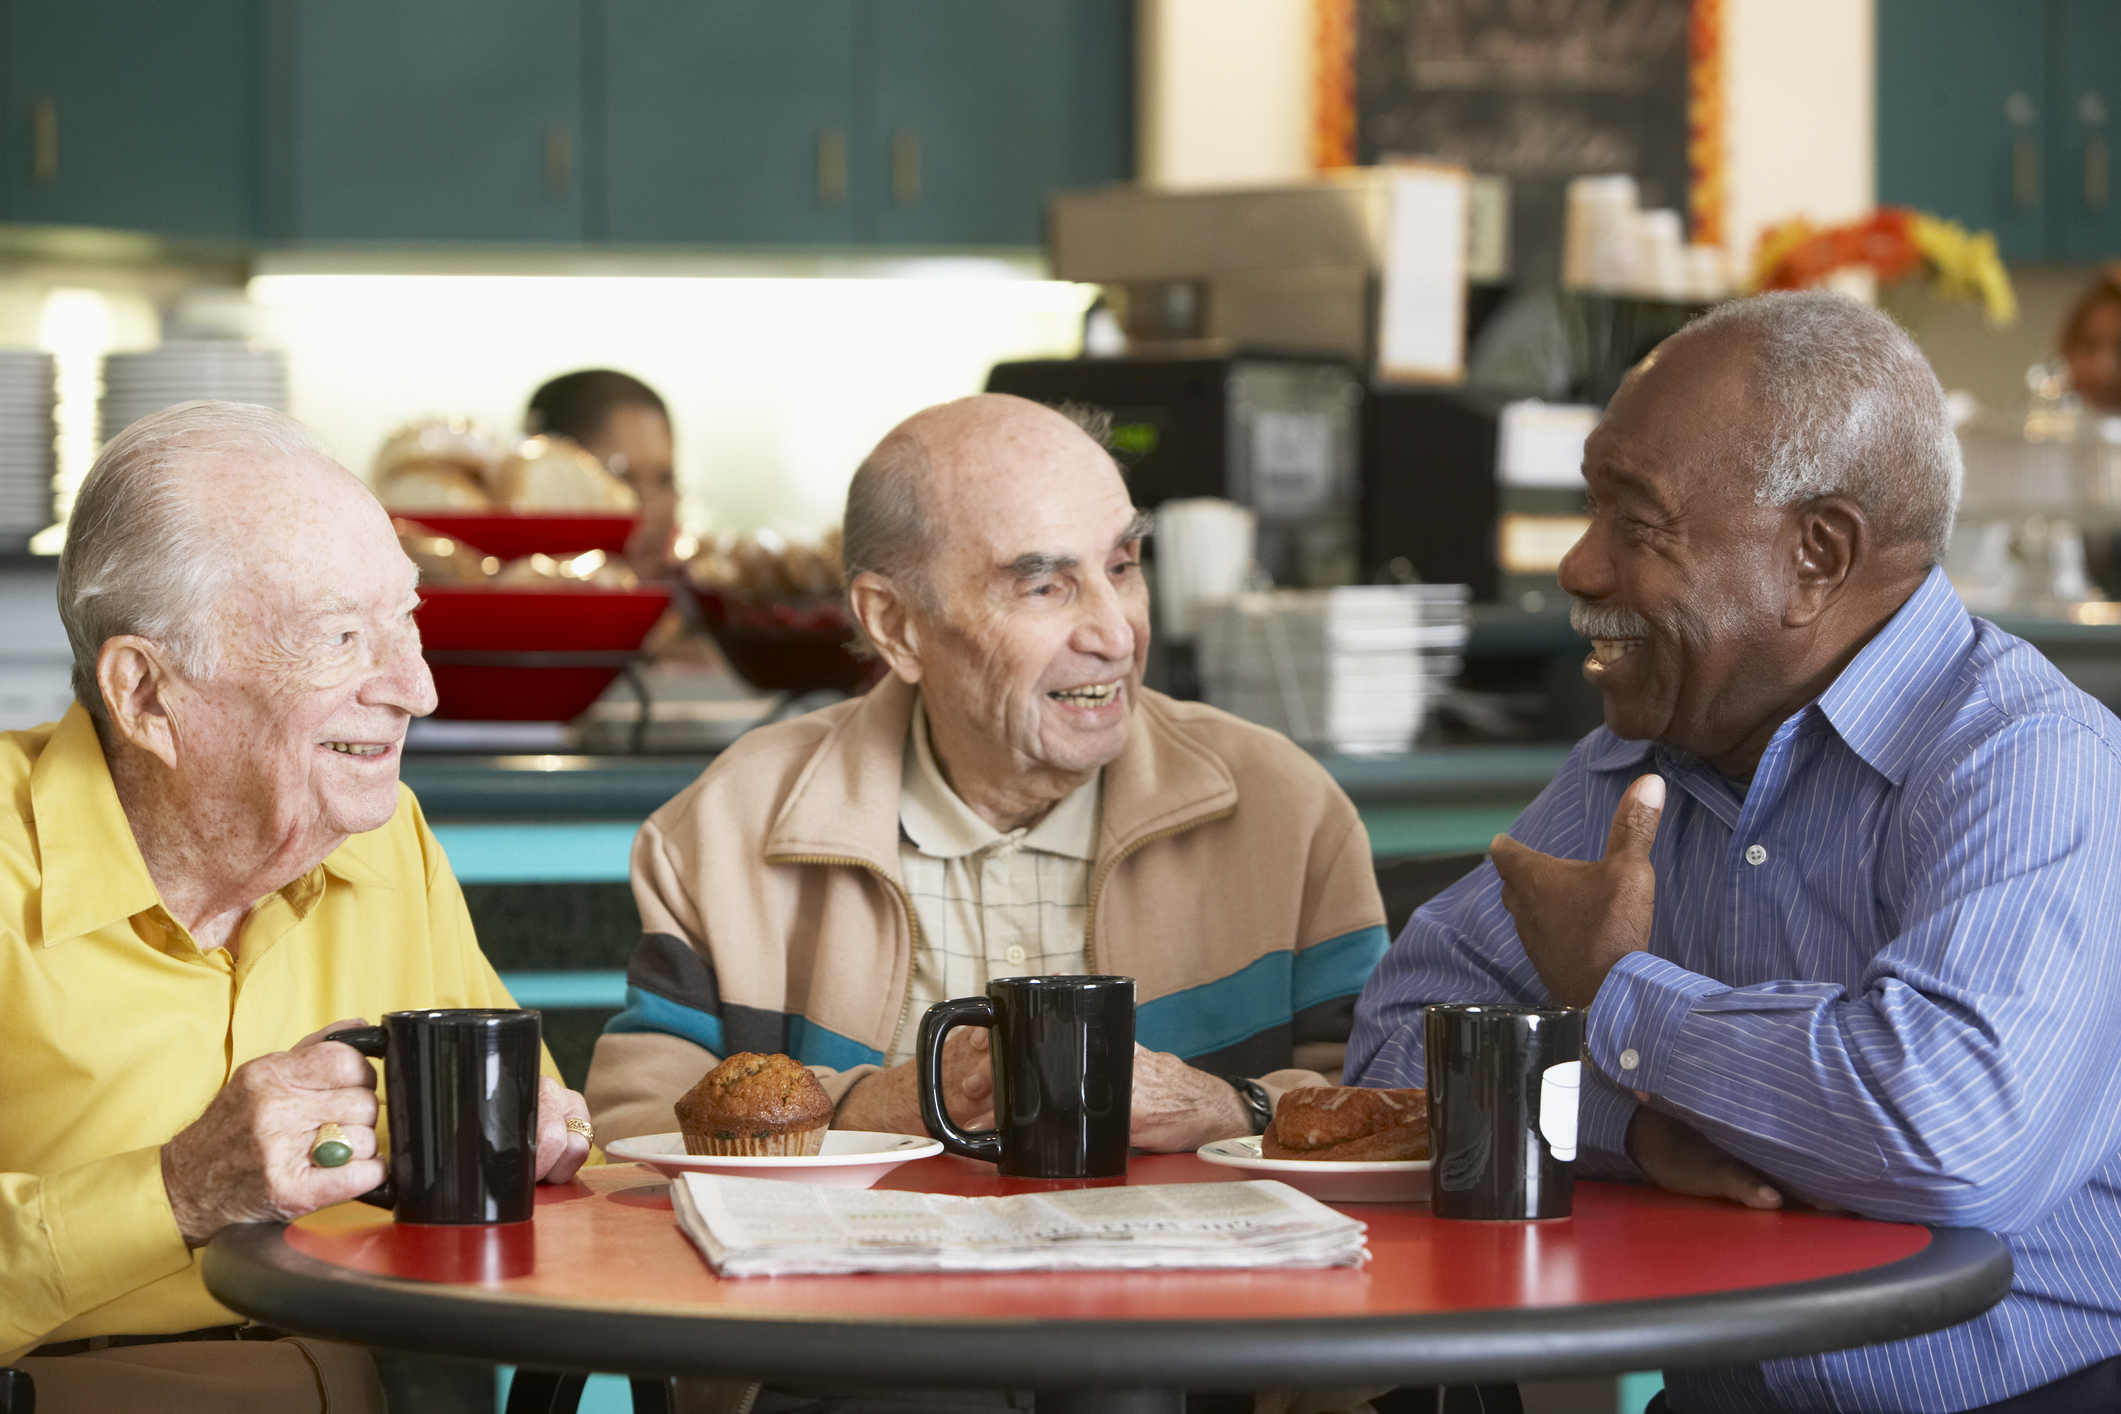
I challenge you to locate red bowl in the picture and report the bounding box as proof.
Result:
[416,582,671,721]
[689,587,880,696]
[392,512,637,561]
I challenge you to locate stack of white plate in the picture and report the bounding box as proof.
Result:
[99,340,287,444]
[0,351,56,549]
[1196,584,1471,755]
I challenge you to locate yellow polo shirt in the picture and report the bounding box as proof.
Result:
[0,704,547,1360]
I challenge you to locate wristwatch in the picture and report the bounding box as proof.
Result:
[1229,1077,1273,1136]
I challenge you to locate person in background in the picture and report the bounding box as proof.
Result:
[1350,292,2121,1411]
[527,368,680,577]
[2061,265,2121,412]
[1,401,593,1413]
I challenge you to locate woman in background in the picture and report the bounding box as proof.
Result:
[2061,266,2121,413]
[527,369,680,577]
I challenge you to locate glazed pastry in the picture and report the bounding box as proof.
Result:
[1262,1085,1429,1162]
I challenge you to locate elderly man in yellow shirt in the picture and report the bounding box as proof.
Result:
[0,401,593,1412]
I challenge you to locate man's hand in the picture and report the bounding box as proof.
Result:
[160,1018,386,1248]
[1128,1045,1250,1152]
[1627,1105,1784,1210]
[835,1027,994,1135]
[535,1075,594,1186]
[1490,772,1665,1006]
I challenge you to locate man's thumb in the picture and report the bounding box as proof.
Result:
[1605,773,1666,859]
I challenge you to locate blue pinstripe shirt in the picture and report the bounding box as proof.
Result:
[1348,567,2121,1412]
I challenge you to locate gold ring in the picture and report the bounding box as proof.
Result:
[311,1122,352,1168]
[565,1117,594,1141]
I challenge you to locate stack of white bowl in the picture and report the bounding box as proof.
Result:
[0,352,56,550]
[99,340,287,444]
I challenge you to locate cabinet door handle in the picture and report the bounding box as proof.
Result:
[817,126,847,207]
[2084,92,2111,214]
[2013,131,2041,211]
[30,97,56,186]
[545,124,573,201]
[2006,90,2039,212]
[891,127,920,209]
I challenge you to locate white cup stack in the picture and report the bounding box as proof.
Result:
[0,352,57,551]
[99,340,288,445]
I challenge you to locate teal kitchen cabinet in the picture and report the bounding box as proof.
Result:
[1878,0,2121,260]
[0,0,263,239]
[603,0,864,244]
[869,0,1133,246]
[272,0,587,241]
[2052,0,2121,259]
[1877,0,2049,258]
[604,0,1132,247]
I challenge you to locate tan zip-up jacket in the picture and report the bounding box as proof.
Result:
[586,675,1388,1142]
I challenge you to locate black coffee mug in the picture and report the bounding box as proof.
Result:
[1424,1003,1585,1221]
[329,1009,543,1225]
[917,975,1135,1179]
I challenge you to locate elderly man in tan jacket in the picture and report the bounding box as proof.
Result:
[587,393,1389,1156]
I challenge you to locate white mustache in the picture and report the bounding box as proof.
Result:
[1569,598,1653,639]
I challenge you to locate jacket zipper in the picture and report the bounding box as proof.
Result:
[1082,806,1234,972]
[765,852,924,1062]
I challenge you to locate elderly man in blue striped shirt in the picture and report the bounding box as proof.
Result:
[1350,290,2121,1412]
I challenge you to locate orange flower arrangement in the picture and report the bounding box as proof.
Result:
[1751,207,2017,326]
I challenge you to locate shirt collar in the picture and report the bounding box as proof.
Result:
[899,694,1101,862]
[1576,566,1971,791]
[31,703,162,946]
[1812,565,1973,786]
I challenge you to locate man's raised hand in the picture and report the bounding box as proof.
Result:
[1490,772,1665,1007]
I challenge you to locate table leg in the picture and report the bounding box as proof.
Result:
[1033,1389,1184,1414]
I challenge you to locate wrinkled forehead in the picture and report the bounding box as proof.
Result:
[1589,330,1763,500]
[191,451,411,615]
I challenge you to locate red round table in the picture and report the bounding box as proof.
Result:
[203,1155,2009,1411]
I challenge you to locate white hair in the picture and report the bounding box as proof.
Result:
[1683,291,1963,562]
[58,400,335,736]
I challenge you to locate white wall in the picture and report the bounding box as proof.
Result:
[1721,0,1877,268]
[1137,0,1314,189]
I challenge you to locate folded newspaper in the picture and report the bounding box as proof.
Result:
[673,1172,1368,1278]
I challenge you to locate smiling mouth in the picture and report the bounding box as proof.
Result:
[323,741,391,757]
[1589,639,1643,666]
[1049,683,1120,708]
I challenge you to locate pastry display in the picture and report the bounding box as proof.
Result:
[491,435,639,513]
[686,526,842,601]
[377,461,493,510]
[1261,1085,1430,1162]
[491,548,640,590]
[674,1052,834,1157]
[374,415,503,480]
[394,519,497,582]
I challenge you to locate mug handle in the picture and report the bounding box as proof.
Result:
[326,1026,396,1210]
[916,997,1003,1163]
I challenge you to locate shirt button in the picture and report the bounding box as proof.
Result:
[1004,944,1027,966]
[1745,844,1768,866]
[1619,1048,1641,1071]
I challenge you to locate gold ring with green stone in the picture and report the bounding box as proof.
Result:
[311,1121,353,1168]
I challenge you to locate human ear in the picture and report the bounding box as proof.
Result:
[848,572,925,684]
[97,636,182,769]
[1783,497,1865,628]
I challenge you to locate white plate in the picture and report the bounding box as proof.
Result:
[605,1130,943,1188]
[1196,1136,1431,1205]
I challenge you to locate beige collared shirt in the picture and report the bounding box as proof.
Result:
[887,696,1101,1065]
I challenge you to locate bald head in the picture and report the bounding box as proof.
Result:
[842,393,1127,649]
[1668,291,1962,563]
[59,401,394,735]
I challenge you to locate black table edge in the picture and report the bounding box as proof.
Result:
[202,1221,2011,1389]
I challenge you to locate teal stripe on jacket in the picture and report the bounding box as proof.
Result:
[1136,925,1390,1059]
[604,986,885,1070]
